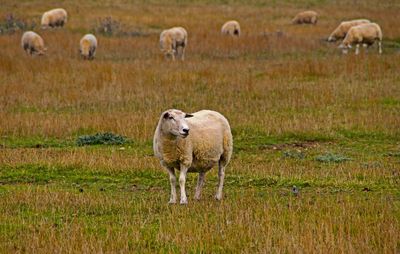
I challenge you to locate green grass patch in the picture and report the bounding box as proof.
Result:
[0,136,74,148]
[0,163,397,192]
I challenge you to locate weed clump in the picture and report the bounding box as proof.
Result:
[315,153,351,163]
[93,17,122,36]
[0,13,36,35]
[76,132,128,146]
[92,16,149,37]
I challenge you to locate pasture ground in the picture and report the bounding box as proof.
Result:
[0,0,399,252]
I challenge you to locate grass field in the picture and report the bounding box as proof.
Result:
[1,0,400,252]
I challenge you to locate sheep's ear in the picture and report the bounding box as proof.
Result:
[185,114,194,118]
[163,112,170,119]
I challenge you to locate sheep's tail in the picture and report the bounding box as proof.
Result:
[377,26,383,41]
[220,126,233,166]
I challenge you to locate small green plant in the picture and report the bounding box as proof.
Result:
[282,150,305,159]
[315,153,351,163]
[386,151,400,157]
[76,132,128,146]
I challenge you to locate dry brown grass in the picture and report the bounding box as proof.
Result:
[0,0,400,253]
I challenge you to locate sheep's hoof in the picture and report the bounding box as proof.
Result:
[180,199,188,205]
[168,199,177,204]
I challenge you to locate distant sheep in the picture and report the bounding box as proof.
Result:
[41,8,68,29]
[221,20,241,37]
[328,19,371,42]
[159,27,187,60]
[292,11,318,25]
[153,109,233,204]
[21,31,47,55]
[339,23,382,55]
[80,34,97,60]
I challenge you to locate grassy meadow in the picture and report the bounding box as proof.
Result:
[0,0,400,252]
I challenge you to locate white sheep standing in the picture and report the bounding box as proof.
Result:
[328,19,371,42]
[21,31,47,55]
[338,23,382,55]
[159,27,187,61]
[221,20,241,37]
[80,34,98,60]
[41,8,68,29]
[153,109,233,204]
[292,11,318,25]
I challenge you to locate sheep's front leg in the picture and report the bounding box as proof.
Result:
[165,166,177,204]
[194,172,205,200]
[179,165,189,205]
[215,162,225,201]
[355,44,360,55]
[362,43,368,54]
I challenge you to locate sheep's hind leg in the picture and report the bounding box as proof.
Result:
[180,47,185,61]
[194,172,205,200]
[215,162,226,201]
[378,41,382,54]
[179,165,189,205]
[166,167,177,204]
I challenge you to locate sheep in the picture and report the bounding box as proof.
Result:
[338,23,382,55]
[328,19,371,42]
[41,8,68,29]
[292,11,318,25]
[21,31,47,56]
[221,20,241,37]
[159,27,187,61]
[153,109,233,205]
[79,34,97,60]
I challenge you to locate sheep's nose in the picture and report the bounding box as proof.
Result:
[182,128,189,134]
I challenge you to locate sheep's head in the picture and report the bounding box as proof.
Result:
[160,43,175,59]
[80,40,91,59]
[327,35,336,42]
[36,46,47,56]
[338,42,351,54]
[41,14,49,29]
[163,49,176,59]
[159,34,176,59]
[160,109,193,138]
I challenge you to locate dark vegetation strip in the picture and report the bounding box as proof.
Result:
[1,128,399,149]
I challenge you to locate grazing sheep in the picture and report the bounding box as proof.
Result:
[328,19,371,42]
[41,8,68,29]
[159,27,187,61]
[153,109,233,204]
[221,20,241,37]
[338,23,382,55]
[21,31,47,55]
[80,34,97,60]
[292,11,318,25]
